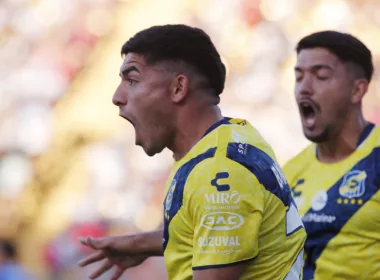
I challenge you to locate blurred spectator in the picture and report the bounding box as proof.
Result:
[0,239,33,280]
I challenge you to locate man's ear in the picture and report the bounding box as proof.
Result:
[351,79,368,104]
[171,74,189,103]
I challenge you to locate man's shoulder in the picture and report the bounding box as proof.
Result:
[175,118,281,187]
[283,144,314,175]
[214,119,277,161]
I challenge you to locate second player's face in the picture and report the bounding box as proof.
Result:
[294,48,354,143]
[112,53,174,156]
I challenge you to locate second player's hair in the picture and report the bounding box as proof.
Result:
[296,31,373,82]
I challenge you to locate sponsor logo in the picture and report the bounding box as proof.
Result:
[198,248,243,255]
[165,179,176,211]
[211,172,230,191]
[291,179,304,197]
[204,191,240,204]
[291,179,305,208]
[302,213,336,223]
[271,163,287,189]
[237,143,248,155]
[339,170,367,199]
[311,191,328,211]
[198,236,240,247]
[200,212,244,230]
[204,205,240,210]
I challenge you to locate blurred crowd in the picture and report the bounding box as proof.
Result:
[0,0,379,279]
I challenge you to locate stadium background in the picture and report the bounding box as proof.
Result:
[0,0,379,279]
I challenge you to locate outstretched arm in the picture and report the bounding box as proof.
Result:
[80,229,164,256]
[78,229,164,279]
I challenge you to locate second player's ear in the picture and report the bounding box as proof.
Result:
[351,79,368,104]
[171,74,189,103]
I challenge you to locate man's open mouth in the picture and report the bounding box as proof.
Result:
[299,100,318,128]
[120,114,134,126]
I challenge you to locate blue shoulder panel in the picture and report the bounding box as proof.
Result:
[226,142,293,207]
[163,147,216,252]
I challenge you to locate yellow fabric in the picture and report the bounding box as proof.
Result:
[163,118,306,280]
[283,125,380,280]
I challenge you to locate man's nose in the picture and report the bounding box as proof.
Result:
[112,86,127,106]
[296,75,313,97]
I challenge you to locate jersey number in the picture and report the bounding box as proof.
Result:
[286,201,303,236]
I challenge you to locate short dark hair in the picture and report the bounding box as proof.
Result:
[296,31,373,82]
[121,24,226,95]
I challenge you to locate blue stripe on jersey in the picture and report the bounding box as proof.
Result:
[192,257,255,270]
[357,122,375,147]
[226,142,292,207]
[302,147,380,280]
[163,147,217,252]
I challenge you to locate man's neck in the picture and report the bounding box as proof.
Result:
[170,105,223,161]
[317,113,368,164]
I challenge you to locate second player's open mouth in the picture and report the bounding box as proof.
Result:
[300,101,317,128]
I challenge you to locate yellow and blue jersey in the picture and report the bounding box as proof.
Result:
[163,117,306,280]
[283,123,380,280]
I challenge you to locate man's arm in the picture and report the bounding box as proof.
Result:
[78,229,164,279]
[128,229,164,256]
[80,229,164,256]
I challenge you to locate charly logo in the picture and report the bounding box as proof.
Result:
[165,179,176,211]
[291,179,304,197]
[339,170,367,199]
[211,172,230,192]
[291,179,305,208]
[311,190,328,211]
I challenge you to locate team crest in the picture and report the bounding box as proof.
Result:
[339,170,367,199]
[311,191,328,211]
[165,179,177,211]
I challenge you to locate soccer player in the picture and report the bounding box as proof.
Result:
[283,31,380,280]
[78,24,306,280]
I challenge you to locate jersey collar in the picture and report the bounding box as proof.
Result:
[202,117,232,138]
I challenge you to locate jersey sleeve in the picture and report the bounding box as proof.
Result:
[183,156,265,270]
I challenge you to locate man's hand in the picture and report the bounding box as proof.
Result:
[78,236,149,280]
[78,230,164,279]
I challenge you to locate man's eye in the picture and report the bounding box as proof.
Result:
[127,79,136,85]
[317,76,329,81]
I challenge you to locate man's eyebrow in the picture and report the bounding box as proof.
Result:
[294,64,333,72]
[119,65,139,77]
